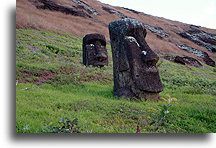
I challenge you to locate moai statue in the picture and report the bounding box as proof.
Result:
[83,33,108,67]
[109,18,163,101]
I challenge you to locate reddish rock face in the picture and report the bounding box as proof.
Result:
[109,18,163,101]
[178,25,216,52]
[177,44,215,67]
[174,56,203,68]
[35,0,92,18]
[83,34,108,67]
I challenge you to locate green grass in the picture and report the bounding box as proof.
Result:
[16,29,216,133]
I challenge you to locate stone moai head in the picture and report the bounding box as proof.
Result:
[108,18,163,101]
[83,33,108,67]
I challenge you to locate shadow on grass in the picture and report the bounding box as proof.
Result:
[12,132,209,142]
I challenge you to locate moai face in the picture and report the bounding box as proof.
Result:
[83,34,108,67]
[109,18,163,101]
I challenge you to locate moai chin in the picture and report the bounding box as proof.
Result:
[83,33,108,67]
[108,18,163,101]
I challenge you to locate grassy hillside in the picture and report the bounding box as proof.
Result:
[16,29,216,133]
[17,0,216,62]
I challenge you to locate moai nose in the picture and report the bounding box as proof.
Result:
[96,53,107,61]
[94,40,107,61]
[145,54,159,67]
[141,45,159,66]
[133,32,159,66]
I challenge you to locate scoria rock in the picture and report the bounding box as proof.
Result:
[83,33,108,67]
[109,18,163,101]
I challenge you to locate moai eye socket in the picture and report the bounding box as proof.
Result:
[126,36,140,47]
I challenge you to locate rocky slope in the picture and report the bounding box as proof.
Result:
[16,0,215,67]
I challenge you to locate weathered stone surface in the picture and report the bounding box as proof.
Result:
[177,44,215,67]
[83,33,108,67]
[109,18,163,101]
[203,56,215,67]
[72,0,99,15]
[174,56,203,68]
[178,25,216,52]
[35,0,91,18]
[102,6,126,18]
[122,7,141,14]
[143,24,169,38]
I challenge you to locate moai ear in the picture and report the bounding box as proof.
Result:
[118,44,130,72]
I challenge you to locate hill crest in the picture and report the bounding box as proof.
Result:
[16,0,215,66]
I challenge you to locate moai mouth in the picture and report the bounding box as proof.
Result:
[83,34,108,67]
[109,18,163,101]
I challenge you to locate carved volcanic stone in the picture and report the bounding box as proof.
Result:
[109,18,163,101]
[83,34,108,67]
